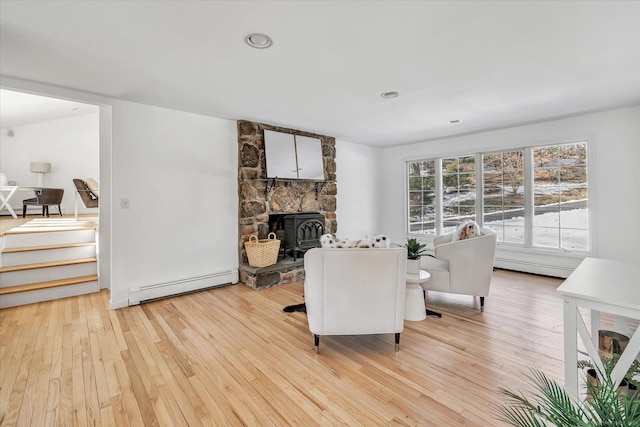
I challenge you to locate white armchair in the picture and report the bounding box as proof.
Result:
[304,247,407,353]
[420,227,497,311]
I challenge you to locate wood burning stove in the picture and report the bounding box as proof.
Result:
[269,213,324,261]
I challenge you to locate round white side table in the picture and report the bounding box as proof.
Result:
[405,270,430,321]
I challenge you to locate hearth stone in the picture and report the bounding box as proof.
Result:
[239,258,306,290]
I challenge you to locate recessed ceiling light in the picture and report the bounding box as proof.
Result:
[380,91,399,99]
[448,119,462,124]
[244,33,272,49]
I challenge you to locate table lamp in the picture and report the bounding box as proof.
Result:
[30,162,51,187]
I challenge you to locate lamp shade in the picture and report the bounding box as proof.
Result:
[30,162,51,173]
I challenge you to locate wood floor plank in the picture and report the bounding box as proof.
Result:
[120,345,159,427]
[121,311,163,396]
[187,374,246,426]
[71,310,88,427]
[82,333,102,427]
[44,377,61,426]
[112,359,145,427]
[144,330,206,426]
[4,269,635,426]
[108,393,131,427]
[154,384,191,427]
[99,404,117,427]
[58,367,74,426]
[89,330,112,410]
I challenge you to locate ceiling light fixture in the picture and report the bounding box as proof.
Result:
[244,33,273,49]
[380,91,399,99]
[448,119,462,124]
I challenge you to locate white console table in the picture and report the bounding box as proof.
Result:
[0,186,41,218]
[557,257,640,400]
[0,186,19,218]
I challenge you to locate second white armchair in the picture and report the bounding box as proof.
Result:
[420,227,497,312]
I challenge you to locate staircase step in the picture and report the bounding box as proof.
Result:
[2,229,96,249]
[0,257,97,273]
[2,242,96,254]
[3,225,96,235]
[0,278,99,308]
[0,274,99,295]
[1,243,96,267]
[0,259,97,287]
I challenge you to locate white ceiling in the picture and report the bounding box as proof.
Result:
[0,89,98,128]
[0,1,638,147]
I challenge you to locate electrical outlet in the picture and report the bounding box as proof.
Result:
[120,198,130,209]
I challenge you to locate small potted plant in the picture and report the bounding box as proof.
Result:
[404,238,427,274]
[578,349,640,401]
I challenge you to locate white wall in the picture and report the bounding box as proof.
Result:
[0,113,99,215]
[335,139,381,239]
[379,106,640,273]
[110,102,238,306]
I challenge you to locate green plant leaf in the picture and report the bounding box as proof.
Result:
[493,367,640,427]
[404,238,427,259]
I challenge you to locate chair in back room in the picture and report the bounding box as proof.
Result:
[22,188,64,217]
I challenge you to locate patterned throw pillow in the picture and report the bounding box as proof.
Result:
[452,220,481,241]
[86,178,100,198]
[320,234,390,249]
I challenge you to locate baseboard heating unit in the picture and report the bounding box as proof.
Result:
[129,270,239,305]
[494,257,580,278]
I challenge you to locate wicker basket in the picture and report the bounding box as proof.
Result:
[245,232,281,267]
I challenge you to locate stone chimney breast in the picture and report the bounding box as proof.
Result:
[237,120,337,289]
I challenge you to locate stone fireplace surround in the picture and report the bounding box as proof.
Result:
[237,120,337,289]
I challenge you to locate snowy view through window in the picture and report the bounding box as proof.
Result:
[408,142,588,251]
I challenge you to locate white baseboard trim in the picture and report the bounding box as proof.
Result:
[128,270,239,305]
[109,299,129,310]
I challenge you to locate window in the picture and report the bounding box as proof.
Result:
[406,141,589,252]
[442,155,476,233]
[483,151,524,244]
[408,160,436,235]
[532,143,588,250]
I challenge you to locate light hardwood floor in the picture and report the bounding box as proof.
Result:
[0,269,615,426]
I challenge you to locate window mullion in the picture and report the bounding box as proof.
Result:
[475,153,484,227]
[524,147,533,247]
[435,158,443,235]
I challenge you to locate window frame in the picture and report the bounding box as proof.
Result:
[405,140,590,254]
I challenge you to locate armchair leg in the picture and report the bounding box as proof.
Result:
[480,296,485,312]
[57,205,62,216]
[422,289,442,318]
[314,334,319,354]
[395,333,400,352]
[22,204,27,218]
